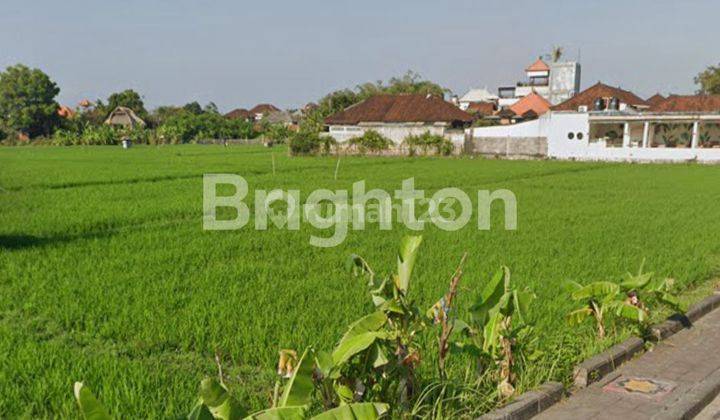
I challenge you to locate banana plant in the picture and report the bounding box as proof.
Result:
[339,235,428,410]
[450,267,536,399]
[567,262,684,339]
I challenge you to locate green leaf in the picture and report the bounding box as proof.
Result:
[369,342,389,368]
[199,378,248,420]
[395,235,423,294]
[245,406,307,420]
[566,307,593,325]
[314,350,335,378]
[334,383,354,403]
[310,403,389,420]
[620,272,652,290]
[73,382,112,420]
[571,281,620,301]
[470,268,505,326]
[336,312,387,349]
[613,302,648,323]
[279,349,314,408]
[482,311,504,354]
[332,332,385,366]
[512,290,535,323]
[188,403,215,420]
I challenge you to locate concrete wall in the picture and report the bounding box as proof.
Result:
[549,62,581,105]
[465,137,547,157]
[328,123,454,145]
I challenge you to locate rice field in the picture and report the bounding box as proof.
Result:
[1,145,719,418]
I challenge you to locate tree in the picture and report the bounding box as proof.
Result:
[105,89,148,120]
[695,64,720,95]
[182,101,203,115]
[0,64,61,137]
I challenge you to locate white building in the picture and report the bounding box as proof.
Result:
[325,94,474,146]
[498,58,581,108]
[458,88,499,111]
[468,83,720,163]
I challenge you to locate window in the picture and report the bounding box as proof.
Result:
[577,132,584,140]
[568,132,575,140]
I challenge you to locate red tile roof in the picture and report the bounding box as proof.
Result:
[649,95,720,113]
[224,108,254,120]
[509,92,551,117]
[466,101,496,117]
[645,94,666,107]
[526,58,550,72]
[250,104,281,114]
[57,105,75,118]
[552,82,648,111]
[324,94,474,125]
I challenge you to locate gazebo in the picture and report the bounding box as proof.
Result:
[104,107,146,129]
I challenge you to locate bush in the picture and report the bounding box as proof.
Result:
[289,131,329,155]
[403,131,454,156]
[157,113,256,144]
[349,130,392,154]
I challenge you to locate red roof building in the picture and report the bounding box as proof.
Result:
[325,94,473,125]
[525,58,550,73]
[224,108,254,120]
[649,95,720,113]
[645,94,667,107]
[509,92,551,118]
[552,82,648,111]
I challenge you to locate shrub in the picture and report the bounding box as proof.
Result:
[348,130,392,154]
[157,113,256,144]
[289,131,328,155]
[403,132,454,156]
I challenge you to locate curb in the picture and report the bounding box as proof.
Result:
[477,382,564,420]
[650,292,720,341]
[572,336,644,388]
[651,367,720,420]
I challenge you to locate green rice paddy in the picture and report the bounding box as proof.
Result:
[1,145,719,417]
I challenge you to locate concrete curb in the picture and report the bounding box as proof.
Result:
[650,292,720,341]
[651,367,720,420]
[477,382,564,420]
[572,336,645,388]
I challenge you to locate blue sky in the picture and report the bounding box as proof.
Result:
[1,0,718,111]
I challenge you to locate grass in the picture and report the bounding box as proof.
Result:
[1,145,719,417]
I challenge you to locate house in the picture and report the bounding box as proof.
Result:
[497,57,581,107]
[458,88,499,111]
[104,107,146,128]
[224,108,254,121]
[250,104,281,121]
[58,105,75,119]
[325,94,474,146]
[646,93,667,107]
[468,82,720,162]
[509,92,551,119]
[466,101,496,118]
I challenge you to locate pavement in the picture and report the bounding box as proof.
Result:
[536,304,720,419]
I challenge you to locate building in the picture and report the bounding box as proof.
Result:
[325,94,473,146]
[57,105,75,119]
[508,92,551,119]
[467,83,720,162]
[249,104,281,121]
[104,107,146,128]
[458,88,499,111]
[225,108,254,121]
[497,57,581,107]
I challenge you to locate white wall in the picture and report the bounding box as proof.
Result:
[328,123,451,145]
[471,115,550,139]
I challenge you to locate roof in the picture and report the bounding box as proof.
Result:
[58,105,75,118]
[250,104,281,114]
[466,102,496,117]
[509,92,551,117]
[552,82,648,111]
[649,95,720,113]
[224,108,254,120]
[264,110,293,124]
[496,108,516,118]
[526,58,550,72]
[324,94,474,125]
[459,88,499,103]
[104,106,146,128]
[646,94,667,107]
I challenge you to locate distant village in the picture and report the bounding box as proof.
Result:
[47,51,720,163]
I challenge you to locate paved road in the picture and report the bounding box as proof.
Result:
[697,394,720,420]
[537,301,720,419]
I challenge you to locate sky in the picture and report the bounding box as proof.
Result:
[1,0,718,112]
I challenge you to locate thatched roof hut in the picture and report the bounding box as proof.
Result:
[104,106,146,128]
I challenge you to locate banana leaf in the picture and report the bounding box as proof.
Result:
[199,378,248,420]
[571,281,619,301]
[244,406,306,420]
[310,403,389,420]
[395,235,423,294]
[73,382,112,420]
[279,349,314,408]
[566,307,593,325]
[470,268,506,326]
